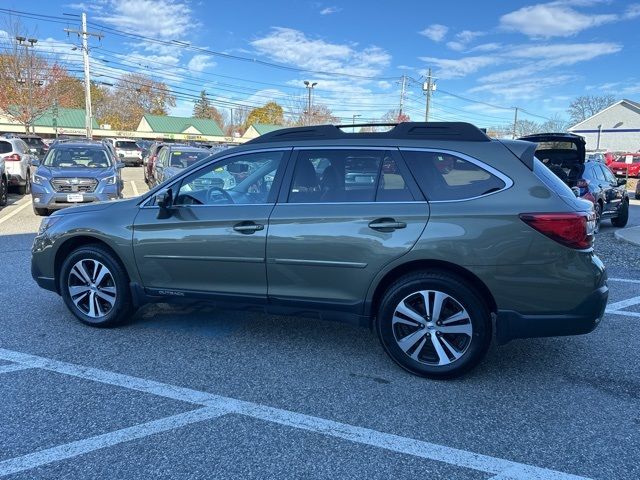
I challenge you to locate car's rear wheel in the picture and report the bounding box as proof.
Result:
[612,200,629,228]
[376,271,492,379]
[0,175,7,206]
[60,245,133,327]
[17,171,30,195]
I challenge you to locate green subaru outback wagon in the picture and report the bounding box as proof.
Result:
[31,123,607,378]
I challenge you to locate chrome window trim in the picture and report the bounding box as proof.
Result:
[140,147,291,209]
[278,201,429,206]
[399,147,513,203]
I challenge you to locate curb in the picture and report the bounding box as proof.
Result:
[614,225,640,246]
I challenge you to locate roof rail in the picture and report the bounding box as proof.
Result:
[244,122,490,144]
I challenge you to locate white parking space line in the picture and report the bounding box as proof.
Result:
[0,198,32,226]
[605,296,640,311]
[606,310,640,318]
[0,364,33,374]
[608,277,640,284]
[130,180,139,197]
[0,407,228,477]
[0,348,591,480]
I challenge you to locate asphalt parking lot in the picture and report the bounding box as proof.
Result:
[1,167,639,479]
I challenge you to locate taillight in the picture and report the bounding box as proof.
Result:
[520,212,595,250]
[5,154,21,161]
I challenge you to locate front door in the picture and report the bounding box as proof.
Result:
[133,149,289,299]
[266,148,429,314]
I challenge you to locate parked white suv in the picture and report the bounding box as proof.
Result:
[106,138,143,166]
[0,136,35,195]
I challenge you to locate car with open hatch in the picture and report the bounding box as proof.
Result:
[31,122,606,379]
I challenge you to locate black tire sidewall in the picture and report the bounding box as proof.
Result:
[377,273,492,379]
[59,246,132,327]
[0,177,7,206]
[612,200,628,227]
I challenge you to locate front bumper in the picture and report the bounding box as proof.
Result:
[496,282,608,344]
[31,183,120,209]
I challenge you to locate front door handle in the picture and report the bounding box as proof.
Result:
[368,218,407,232]
[233,222,264,234]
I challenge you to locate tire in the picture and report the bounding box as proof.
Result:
[594,202,602,233]
[33,206,50,216]
[376,271,492,379]
[612,200,629,228]
[59,245,134,327]
[17,171,30,195]
[635,193,640,200]
[0,175,7,206]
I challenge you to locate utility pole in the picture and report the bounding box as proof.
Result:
[15,36,38,134]
[423,68,435,122]
[303,80,317,125]
[512,107,519,139]
[398,75,407,119]
[64,13,103,139]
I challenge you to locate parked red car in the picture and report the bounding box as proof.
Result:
[586,151,617,165]
[608,153,640,177]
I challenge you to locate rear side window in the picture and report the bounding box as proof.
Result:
[401,150,505,201]
[0,141,12,154]
[115,141,139,149]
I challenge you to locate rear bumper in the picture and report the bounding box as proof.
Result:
[496,284,608,344]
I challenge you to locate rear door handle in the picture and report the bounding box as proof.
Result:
[368,218,407,232]
[233,222,264,234]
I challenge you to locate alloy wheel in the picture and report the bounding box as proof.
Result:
[67,259,117,318]
[392,290,473,366]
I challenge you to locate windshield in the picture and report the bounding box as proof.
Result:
[43,148,112,168]
[22,137,45,147]
[169,151,211,168]
[115,141,139,150]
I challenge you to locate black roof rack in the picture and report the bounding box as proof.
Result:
[245,122,490,144]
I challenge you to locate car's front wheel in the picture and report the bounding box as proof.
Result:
[60,245,133,327]
[17,171,30,195]
[612,199,629,227]
[376,271,492,379]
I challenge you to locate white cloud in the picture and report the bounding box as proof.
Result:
[320,6,341,15]
[251,27,390,78]
[469,42,502,52]
[508,42,622,66]
[187,54,216,72]
[419,24,449,42]
[625,3,640,18]
[469,75,576,101]
[500,2,618,37]
[419,55,501,79]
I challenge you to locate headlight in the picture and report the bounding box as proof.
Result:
[38,215,61,235]
[32,173,48,185]
[105,175,118,185]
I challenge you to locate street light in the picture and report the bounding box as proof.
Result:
[303,80,317,125]
[352,114,361,132]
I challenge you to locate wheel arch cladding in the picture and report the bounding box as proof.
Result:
[54,236,130,294]
[368,259,497,323]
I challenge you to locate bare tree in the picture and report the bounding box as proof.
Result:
[514,119,543,137]
[567,95,616,125]
[540,114,570,133]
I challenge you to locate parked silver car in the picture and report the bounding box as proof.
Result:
[0,136,36,195]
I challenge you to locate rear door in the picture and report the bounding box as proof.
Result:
[266,147,429,315]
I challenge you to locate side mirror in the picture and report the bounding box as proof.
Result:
[156,189,174,218]
[617,178,627,186]
[30,159,40,167]
[116,162,125,169]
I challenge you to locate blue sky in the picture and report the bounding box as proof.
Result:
[1,0,639,127]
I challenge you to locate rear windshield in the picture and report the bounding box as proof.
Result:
[115,141,139,149]
[536,142,577,150]
[0,141,12,154]
[43,148,112,168]
[21,137,44,147]
[615,155,640,164]
[169,151,211,168]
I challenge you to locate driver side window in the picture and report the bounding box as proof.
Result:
[174,150,285,206]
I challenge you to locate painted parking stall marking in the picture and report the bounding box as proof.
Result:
[0,348,591,480]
